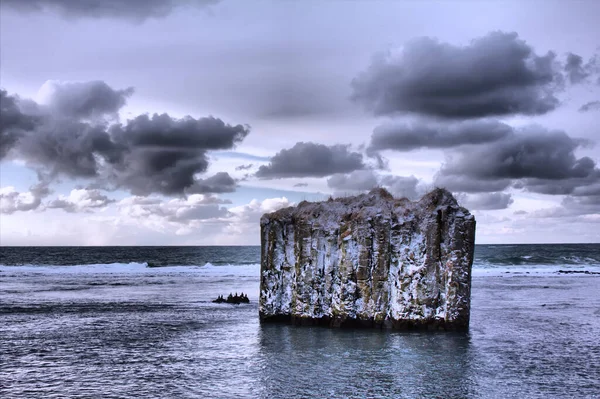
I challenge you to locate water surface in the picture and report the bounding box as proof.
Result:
[1,245,599,398]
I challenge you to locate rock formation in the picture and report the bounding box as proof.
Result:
[213,293,250,304]
[259,188,476,331]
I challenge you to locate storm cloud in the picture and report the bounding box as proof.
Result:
[256,142,365,179]
[1,0,220,21]
[106,114,249,195]
[352,31,563,119]
[460,192,514,210]
[1,82,250,196]
[39,80,134,119]
[433,175,512,194]
[185,172,237,195]
[435,126,599,195]
[0,90,38,159]
[368,119,512,153]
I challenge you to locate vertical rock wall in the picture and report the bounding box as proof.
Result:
[259,188,476,331]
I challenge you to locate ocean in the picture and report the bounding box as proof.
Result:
[1,244,599,398]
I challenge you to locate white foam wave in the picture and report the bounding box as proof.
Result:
[472,263,600,277]
[2,262,598,278]
[0,262,261,277]
[197,262,260,277]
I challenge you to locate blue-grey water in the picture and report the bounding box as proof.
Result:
[1,244,599,398]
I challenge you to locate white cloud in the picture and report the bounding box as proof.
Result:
[0,181,50,214]
[116,194,231,234]
[47,189,115,213]
[111,194,292,243]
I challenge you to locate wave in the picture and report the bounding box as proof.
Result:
[474,256,600,266]
[2,261,600,279]
[472,263,600,277]
[0,262,261,277]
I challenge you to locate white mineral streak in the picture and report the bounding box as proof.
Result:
[259,188,476,331]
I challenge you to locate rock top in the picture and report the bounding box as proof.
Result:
[259,188,476,331]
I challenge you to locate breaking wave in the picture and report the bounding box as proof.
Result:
[1,244,599,277]
[0,262,261,277]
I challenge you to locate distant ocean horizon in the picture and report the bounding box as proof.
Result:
[1,243,599,275]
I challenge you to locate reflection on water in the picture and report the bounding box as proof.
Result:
[256,325,474,399]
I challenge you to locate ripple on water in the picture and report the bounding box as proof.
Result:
[1,273,599,398]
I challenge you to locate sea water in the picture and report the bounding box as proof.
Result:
[1,244,599,398]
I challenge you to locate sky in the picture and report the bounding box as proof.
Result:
[1,0,599,245]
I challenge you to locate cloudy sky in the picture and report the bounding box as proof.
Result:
[1,0,599,245]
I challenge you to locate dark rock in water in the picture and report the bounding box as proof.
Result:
[259,188,476,331]
[213,293,250,304]
[558,270,600,275]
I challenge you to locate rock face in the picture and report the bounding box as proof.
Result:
[259,188,476,331]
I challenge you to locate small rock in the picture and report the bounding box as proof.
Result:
[213,292,250,305]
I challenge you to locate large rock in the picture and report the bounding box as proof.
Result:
[259,188,476,331]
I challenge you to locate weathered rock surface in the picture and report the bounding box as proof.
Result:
[259,188,476,331]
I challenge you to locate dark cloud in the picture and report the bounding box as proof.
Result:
[293,183,308,187]
[107,114,249,195]
[435,126,599,195]
[368,119,512,153]
[18,120,117,178]
[564,194,600,208]
[460,192,514,210]
[433,175,512,194]
[235,164,253,171]
[0,90,38,159]
[438,128,594,181]
[1,84,250,196]
[531,194,600,218]
[572,182,600,197]
[1,0,219,21]
[110,113,248,150]
[515,172,600,196]
[256,142,365,179]
[185,172,236,194]
[564,53,589,84]
[41,80,134,119]
[352,31,563,119]
[327,170,420,199]
[564,52,600,85]
[579,100,600,112]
